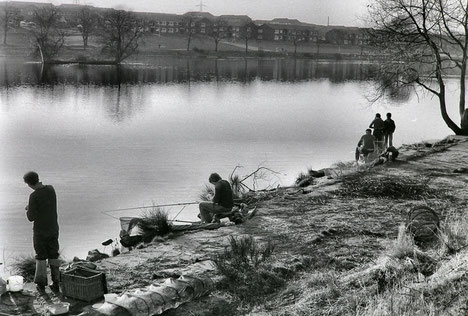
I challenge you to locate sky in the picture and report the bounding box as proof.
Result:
[7,0,370,27]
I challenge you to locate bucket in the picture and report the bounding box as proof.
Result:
[104,293,118,303]
[7,275,24,292]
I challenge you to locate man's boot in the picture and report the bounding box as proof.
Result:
[34,260,47,291]
[49,258,61,292]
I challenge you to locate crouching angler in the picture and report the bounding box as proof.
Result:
[23,171,60,292]
[198,173,234,223]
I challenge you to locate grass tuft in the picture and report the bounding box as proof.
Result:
[199,184,214,201]
[139,207,172,242]
[10,254,37,282]
[388,224,414,259]
[295,167,315,187]
[213,235,283,302]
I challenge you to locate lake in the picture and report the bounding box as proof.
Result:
[0,57,455,271]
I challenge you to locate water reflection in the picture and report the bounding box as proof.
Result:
[0,58,377,87]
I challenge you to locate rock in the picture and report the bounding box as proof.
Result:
[86,249,110,262]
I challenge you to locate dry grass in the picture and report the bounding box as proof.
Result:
[438,213,468,255]
[295,167,315,186]
[388,224,414,259]
[199,184,214,201]
[10,254,36,282]
[213,235,283,303]
[338,173,435,199]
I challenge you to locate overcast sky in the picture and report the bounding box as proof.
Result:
[8,0,370,26]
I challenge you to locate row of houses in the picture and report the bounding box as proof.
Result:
[4,1,371,46]
[137,12,371,46]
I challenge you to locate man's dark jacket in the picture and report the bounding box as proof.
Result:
[27,185,59,235]
[213,180,234,209]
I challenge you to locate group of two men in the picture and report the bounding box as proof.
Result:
[355,112,397,161]
[22,171,234,292]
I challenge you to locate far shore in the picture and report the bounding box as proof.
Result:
[0,30,381,66]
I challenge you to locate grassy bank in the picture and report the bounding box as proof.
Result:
[87,136,468,316]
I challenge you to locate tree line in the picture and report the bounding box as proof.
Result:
[0,3,148,64]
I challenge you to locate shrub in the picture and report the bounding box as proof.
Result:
[213,235,282,302]
[138,207,172,242]
[10,254,36,282]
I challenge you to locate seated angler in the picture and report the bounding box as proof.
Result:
[355,128,375,161]
[198,173,234,223]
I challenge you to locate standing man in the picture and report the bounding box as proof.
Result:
[384,112,396,148]
[198,173,234,223]
[23,171,60,292]
[369,113,385,142]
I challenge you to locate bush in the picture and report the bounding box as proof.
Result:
[138,207,172,242]
[213,235,283,302]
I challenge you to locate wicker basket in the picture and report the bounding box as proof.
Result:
[60,267,106,302]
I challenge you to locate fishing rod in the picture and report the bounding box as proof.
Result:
[104,201,200,213]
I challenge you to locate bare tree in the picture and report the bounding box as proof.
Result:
[183,17,195,51]
[0,2,19,45]
[290,30,303,55]
[100,9,145,64]
[240,26,253,53]
[77,6,96,50]
[30,4,65,64]
[368,0,468,135]
[211,25,226,52]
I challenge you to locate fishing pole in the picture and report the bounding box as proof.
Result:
[170,205,186,222]
[104,201,200,213]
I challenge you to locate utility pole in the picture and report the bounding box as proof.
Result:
[195,0,207,12]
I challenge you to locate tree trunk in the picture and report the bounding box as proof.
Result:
[187,34,191,51]
[461,109,468,134]
[37,43,44,64]
[459,60,466,117]
[245,38,248,53]
[83,35,88,50]
[3,18,7,45]
[215,40,218,52]
[439,90,463,135]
